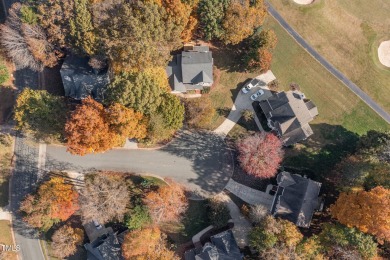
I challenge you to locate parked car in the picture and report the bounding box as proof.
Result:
[250,89,265,101]
[242,78,261,94]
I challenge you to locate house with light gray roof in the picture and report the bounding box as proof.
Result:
[166,44,213,93]
[259,90,318,146]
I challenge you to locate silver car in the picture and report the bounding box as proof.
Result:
[242,78,261,94]
[250,89,265,101]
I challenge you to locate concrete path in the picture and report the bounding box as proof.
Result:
[0,208,12,221]
[216,193,252,248]
[225,179,274,209]
[213,71,276,136]
[267,2,390,124]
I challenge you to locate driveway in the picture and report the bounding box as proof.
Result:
[214,70,275,136]
[45,130,233,197]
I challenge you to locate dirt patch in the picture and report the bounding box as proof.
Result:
[378,40,390,67]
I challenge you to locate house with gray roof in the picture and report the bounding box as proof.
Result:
[166,44,213,93]
[271,171,322,228]
[60,55,109,101]
[184,230,243,260]
[259,90,318,146]
[84,222,126,260]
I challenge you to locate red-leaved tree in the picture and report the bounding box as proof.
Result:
[236,133,283,179]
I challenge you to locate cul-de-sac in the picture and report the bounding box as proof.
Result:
[0,0,389,259]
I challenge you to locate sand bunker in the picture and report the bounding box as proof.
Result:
[293,0,314,4]
[378,41,390,68]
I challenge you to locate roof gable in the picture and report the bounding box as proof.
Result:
[272,172,321,227]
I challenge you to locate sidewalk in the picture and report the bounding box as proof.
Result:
[216,193,252,247]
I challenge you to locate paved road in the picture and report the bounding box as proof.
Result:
[45,130,233,198]
[11,136,45,260]
[267,2,390,124]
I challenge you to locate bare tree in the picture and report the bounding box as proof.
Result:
[79,172,130,224]
[0,3,57,71]
[249,205,269,224]
[51,225,84,259]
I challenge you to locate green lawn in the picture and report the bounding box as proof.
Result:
[0,220,18,260]
[264,16,389,135]
[161,200,210,245]
[268,0,390,115]
[0,137,12,207]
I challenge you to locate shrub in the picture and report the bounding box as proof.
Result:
[249,205,269,224]
[207,199,230,228]
[125,205,152,230]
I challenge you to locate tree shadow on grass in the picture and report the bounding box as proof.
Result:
[210,43,247,73]
[282,123,359,189]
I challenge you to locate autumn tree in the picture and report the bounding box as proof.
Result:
[236,133,283,178]
[144,179,188,223]
[146,113,176,144]
[69,0,97,55]
[296,236,325,260]
[14,88,67,141]
[198,0,230,40]
[184,95,216,129]
[330,186,390,244]
[20,176,79,231]
[37,0,74,48]
[318,223,378,259]
[156,93,185,132]
[79,172,130,224]
[221,0,266,45]
[51,225,84,259]
[0,3,57,70]
[95,0,184,71]
[244,29,277,72]
[104,71,167,114]
[357,130,390,163]
[249,216,303,252]
[122,227,178,260]
[106,103,148,145]
[65,97,114,155]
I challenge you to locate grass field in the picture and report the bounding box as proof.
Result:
[268,0,390,114]
[0,220,18,260]
[208,14,389,136]
[0,136,12,207]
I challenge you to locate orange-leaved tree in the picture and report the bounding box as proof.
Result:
[330,186,390,244]
[237,132,283,179]
[65,97,113,155]
[20,176,79,231]
[106,103,148,145]
[144,179,188,224]
[122,227,178,260]
[65,97,148,155]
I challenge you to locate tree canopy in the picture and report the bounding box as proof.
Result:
[14,88,67,141]
[144,179,188,224]
[236,133,284,179]
[330,186,390,244]
[79,172,130,224]
[20,176,79,231]
[122,227,178,260]
[51,225,84,259]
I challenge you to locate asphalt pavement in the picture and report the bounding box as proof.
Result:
[266,2,390,124]
[11,136,45,260]
[45,130,234,198]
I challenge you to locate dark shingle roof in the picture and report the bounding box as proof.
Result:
[271,172,321,227]
[84,230,126,260]
[60,55,109,100]
[185,230,242,260]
